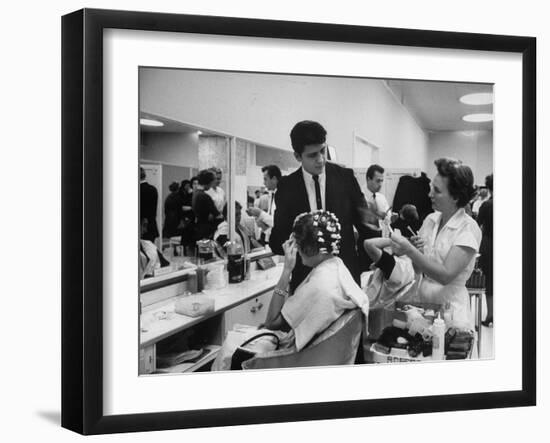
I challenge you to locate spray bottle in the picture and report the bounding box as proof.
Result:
[431,313,446,360]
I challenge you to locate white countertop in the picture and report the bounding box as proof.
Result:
[140,263,284,348]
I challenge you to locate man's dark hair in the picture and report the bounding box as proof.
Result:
[400,204,419,224]
[180,179,191,189]
[434,158,475,208]
[198,169,216,186]
[261,164,282,181]
[168,182,179,193]
[366,164,385,180]
[289,120,327,155]
[190,176,199,184]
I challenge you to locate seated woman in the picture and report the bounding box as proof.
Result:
[139,218,170,279]
[211,210,369,370]
[363,234,415,310]
[390,158,481,327]
[214,201,262,254]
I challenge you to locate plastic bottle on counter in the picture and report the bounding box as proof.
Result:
[443,302,453,329]
[431,313,446,360]
[226,241,244,284]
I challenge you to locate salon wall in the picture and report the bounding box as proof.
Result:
[140,132,200,167]
[427,130,493,185]
[140,69,429,172]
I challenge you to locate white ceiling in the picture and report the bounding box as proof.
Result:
[141,79,494,135]
[385,79,493,132]
[140,112,219,135]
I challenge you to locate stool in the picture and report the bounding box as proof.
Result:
[468,289,484,358]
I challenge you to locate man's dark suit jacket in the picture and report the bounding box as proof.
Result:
[269,162,374,292]
[140,181,159,242]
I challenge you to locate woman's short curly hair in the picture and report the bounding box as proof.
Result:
[292,210,342,257]
[434,158,476,208]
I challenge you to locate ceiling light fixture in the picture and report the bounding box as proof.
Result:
[197,130,203,136]
[140,118,164,127]
[459,92,493,105]
[462,113,493,123]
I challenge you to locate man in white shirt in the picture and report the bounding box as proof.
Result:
[471,186,489,218]
[246,165,282,243]
[205,167,226,213]
[365,164,390,229]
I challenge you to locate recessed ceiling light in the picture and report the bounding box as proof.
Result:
[140,118,164,127]
[462,113,493,123]
[459,92,493,105]
[197,130,203,135]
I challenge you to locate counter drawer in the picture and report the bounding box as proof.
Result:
[223,290,272,335]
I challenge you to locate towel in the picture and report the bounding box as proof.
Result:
[282,256,369,351]
[365,255,416,310]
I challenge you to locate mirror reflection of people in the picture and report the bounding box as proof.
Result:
[253,190,261,208]
[390,158,481,326]
[179,179,194,220]
[205,167,226,213]
[162,182,183,238]
[180,178,197,252]
[246,164,282,243]
[270,120,377,293]
[139,218,170,279]
[192,169,221,241]
[140,167,159,242]
[214,201,262,254]
[211,210,369,371]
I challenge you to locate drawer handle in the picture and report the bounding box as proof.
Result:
[257,303,264,310]
[250,306,257,313]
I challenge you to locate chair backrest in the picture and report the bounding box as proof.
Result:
[242,309,363,370]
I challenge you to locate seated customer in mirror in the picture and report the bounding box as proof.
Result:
[214,201,262,254]
[211,210,369,371]
[139,218,170,279]
[192,169,222,241]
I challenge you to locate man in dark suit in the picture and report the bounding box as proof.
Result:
[269,120,377,293]
[140,167,159,242]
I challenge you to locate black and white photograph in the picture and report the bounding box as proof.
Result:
[56,5,538,436]
[138,68,495,374]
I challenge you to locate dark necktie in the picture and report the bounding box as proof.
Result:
[372,192,378,212]
[313,175,322,210]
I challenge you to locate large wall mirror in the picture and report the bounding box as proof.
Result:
[139,112,231,281]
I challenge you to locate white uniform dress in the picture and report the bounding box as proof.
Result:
[415,208,481,326]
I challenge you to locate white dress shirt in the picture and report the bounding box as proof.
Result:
[205,186,226,213]
[256,190,276,241]
[301,168,326,211]
[365,190,389,227]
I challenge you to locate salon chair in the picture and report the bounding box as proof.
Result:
[241,308,364,370]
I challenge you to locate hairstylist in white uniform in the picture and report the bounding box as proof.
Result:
[390,158,481,327]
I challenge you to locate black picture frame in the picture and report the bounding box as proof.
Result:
[61,8,536,435]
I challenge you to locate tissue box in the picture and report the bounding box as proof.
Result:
[174,294,215,317]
